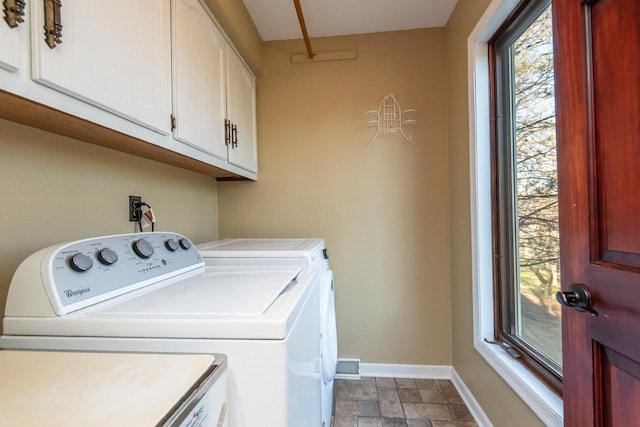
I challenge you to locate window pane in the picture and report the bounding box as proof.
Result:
[512,5,561,370]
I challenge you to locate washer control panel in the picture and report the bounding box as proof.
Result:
[46,232,204,314]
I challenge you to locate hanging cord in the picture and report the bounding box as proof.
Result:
[133,202,155,232]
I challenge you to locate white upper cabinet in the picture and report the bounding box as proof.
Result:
[0,0,256,179]
[172,0,257,174]
[31,0,172,135]
[226,45,257,173]
[0,1,25,72]
[172,0,227,160]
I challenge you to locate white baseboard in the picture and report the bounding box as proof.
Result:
[335,361,492,427]
[360,362,452,379]
[451,367,493,427]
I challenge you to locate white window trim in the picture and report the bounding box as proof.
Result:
[467,1,563,426]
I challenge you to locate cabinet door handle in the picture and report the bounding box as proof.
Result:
[224,119,230,146]
[232,124,238,148]
[43,0,63,49]
[3,0,26,28]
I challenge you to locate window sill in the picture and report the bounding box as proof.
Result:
[475,338,563,426]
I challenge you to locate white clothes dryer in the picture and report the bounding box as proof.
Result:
[197,238,338,427]
[1,232,322,427]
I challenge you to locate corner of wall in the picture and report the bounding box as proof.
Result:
[202,0,264,75]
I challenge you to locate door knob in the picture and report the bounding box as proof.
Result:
[556,283,598,316]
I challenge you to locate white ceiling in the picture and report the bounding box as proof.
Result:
[242,0,459,41]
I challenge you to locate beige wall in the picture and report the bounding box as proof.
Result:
[446,1,544,425]
[218,3,548,424]
[0,119,219,332]
[218,29,452,365]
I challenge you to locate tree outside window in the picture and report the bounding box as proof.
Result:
[491,0,561,391]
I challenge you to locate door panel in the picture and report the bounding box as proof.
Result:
[598,346,640,426]
[554,0,640,425]
[172,0,227,160]
[31,0,172,134]
[226,45,257,173]
[0,6,23,72]
[588,0,640,267]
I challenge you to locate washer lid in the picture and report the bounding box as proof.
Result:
[197,238,325,258]
[98,267,302,316]
[2,266,318,340]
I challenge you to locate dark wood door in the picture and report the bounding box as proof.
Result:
[553,0,640,425]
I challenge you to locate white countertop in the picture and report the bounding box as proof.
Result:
[0,350,215,427]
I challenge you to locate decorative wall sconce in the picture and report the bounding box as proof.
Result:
[366,93,416,143]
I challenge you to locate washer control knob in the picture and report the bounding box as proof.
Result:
[69,253,93,272]
[165,239,179,252]
[97,248,118,265]
[132,239,154,259]
[179,238,192,250]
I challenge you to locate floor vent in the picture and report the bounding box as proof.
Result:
[335,358,360,379]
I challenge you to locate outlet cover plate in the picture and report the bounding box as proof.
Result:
[129,196,142,221]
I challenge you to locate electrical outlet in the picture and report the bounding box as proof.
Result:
[129,196,142,221]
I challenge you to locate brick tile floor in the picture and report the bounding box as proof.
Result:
[331,378,477,427]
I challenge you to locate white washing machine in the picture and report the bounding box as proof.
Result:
[0,232,322,427]
[197,238,338,427]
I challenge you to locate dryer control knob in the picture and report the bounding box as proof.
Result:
[165,239,179,252]
[97,248,118,265]
[133,239,154,259]
[69,253,93,272]
[179,238,192,250]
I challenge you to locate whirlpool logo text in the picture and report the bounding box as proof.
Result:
[63,287,91,298]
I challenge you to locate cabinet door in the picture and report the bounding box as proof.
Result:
[31,0,172,134]
[172,0,227,160]
[226,45,257,173]
[0,8,24,72]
